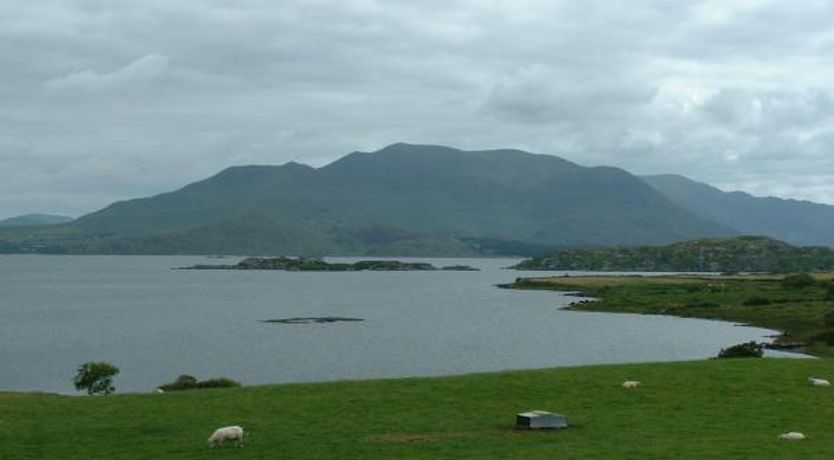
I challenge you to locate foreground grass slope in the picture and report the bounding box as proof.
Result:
[3,359,834,459]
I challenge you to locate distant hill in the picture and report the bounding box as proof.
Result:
[513,236,834,273]
[643,175,834,248]
[0,214,73,227]
[0,144,731,255]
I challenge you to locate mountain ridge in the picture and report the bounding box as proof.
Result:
[3,142,819,255]
[643,174,834,247]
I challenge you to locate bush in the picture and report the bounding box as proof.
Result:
[73,362,119,395]
[159,374,240,391]
[158,374,199,391]
[742,297,772,306]
[783,273,816,289]
[197,378,241,389]
[717,341,763,359]
[824,311,834,328]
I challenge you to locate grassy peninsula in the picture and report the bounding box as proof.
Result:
[4,358,834,459]
[511,272,834,356]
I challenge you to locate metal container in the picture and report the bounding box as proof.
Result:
[516,410,568,429]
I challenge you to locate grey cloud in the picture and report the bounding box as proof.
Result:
[702,88,834,132]
[483,64,656,124]
[1,0,833,218]
[44,54,170,92]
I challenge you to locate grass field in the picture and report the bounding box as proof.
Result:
[3,358,834,459]
[512,273,834,356]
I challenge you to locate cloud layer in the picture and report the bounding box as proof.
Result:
[2,0,833,217]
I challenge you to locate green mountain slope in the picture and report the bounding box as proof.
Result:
[643,174,834,248]
[315,144,730,244]
[513,235,834,272]
[0,144,733,255]
[68,213,473,256]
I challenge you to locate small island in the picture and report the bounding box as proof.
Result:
[183,256,478,272]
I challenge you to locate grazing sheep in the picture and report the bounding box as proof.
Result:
[208,425,245,448]
[778,432,805,440]
[808,377,831,387]
[622,380,641,389]
[155,388,164,394]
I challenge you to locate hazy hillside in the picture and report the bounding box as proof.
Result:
[0,144,733,255]
[68,214,474,257]
[0,213,73,227]
[644,174,834,248]
[513,235,834,272]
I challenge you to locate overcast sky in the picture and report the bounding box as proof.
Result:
[2,0,833,218]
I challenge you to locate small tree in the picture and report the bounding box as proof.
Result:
[73,362,119,395]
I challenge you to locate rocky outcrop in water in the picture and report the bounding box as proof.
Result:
[441,265,480,271]
[260,317,364,324]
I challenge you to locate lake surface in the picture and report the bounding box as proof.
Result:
[0,255,796,393]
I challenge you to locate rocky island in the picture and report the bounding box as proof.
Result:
[183,256,478,272]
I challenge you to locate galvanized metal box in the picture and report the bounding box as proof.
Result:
[516,410,568,429]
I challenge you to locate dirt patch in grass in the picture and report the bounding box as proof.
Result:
[372,433,453,443]
[371,429,506,443]
[372,426,571,443]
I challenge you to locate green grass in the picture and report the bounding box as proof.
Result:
[3,359,834,459]
[514,273,834,356]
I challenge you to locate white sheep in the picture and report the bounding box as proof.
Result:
[622,380,641,389]
[778,431,805,440]
[808,377,830,387]
[208,425,245,448]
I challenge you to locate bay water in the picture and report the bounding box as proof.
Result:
[0,255,792,393]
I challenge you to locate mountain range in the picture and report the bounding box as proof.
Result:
[2,143,832,255]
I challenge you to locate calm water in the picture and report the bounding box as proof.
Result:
[0,255,795,393]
